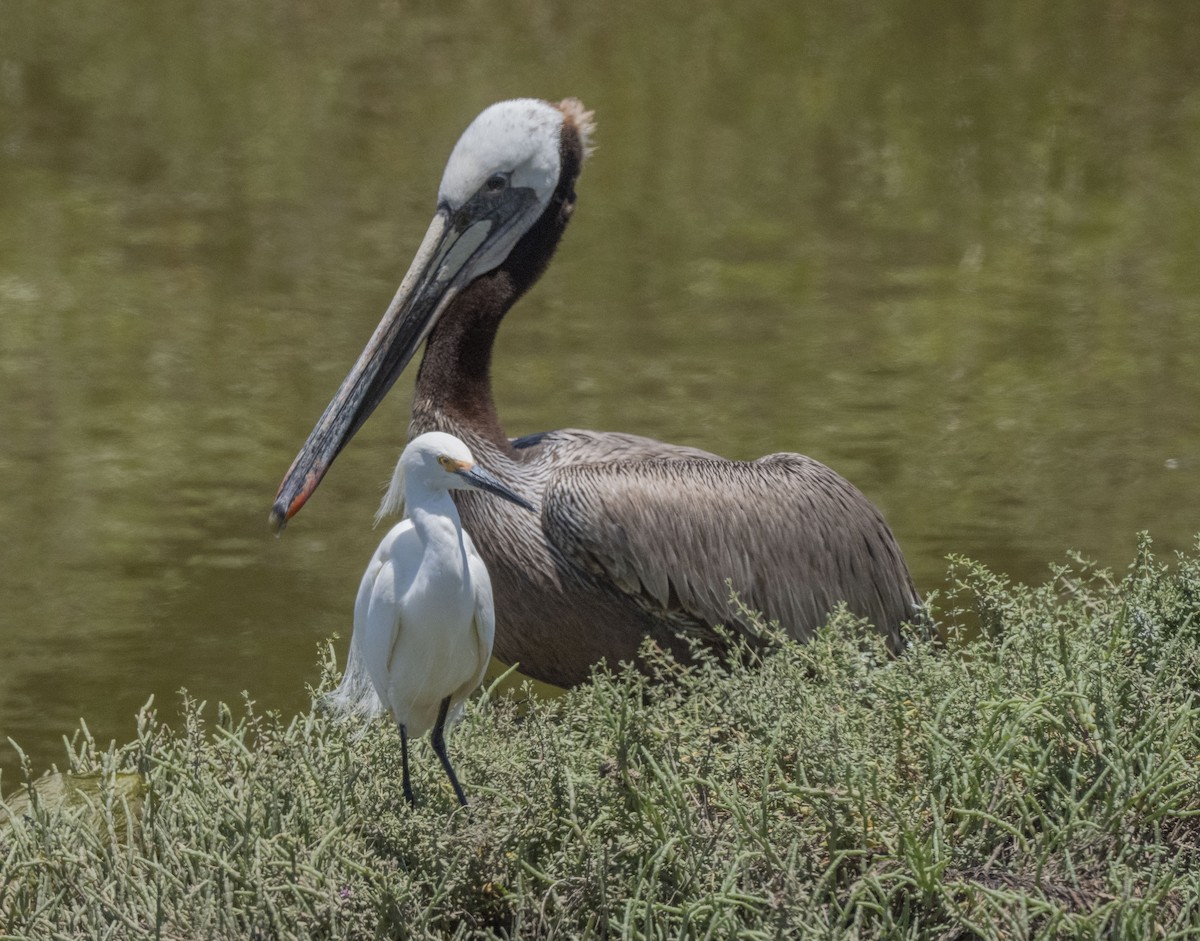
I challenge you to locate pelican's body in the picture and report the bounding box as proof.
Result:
[277,99,920,688]
[414,423,916,683]
[329,431,533,806]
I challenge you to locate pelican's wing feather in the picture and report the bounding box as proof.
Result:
[541,454,917,648]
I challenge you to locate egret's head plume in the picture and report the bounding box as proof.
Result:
[375,457,407,527]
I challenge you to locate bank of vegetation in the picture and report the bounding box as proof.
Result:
[3,536,1199,939]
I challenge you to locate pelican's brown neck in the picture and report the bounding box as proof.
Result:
[413,271,514,446]
[414,114,588,450]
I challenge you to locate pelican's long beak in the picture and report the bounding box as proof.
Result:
[270,189,537,532]
[455,463,536,512]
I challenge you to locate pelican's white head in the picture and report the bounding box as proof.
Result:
[429,98,595,280]
[377,431,533,524]
[439,99,562,210]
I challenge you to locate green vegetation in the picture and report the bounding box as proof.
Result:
[3,536,1199,939]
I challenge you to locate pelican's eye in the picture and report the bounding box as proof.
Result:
[484,172,509,193]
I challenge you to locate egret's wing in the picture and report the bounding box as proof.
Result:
[465,531,497,692]
[541,455,917,647]
[325,523,408,722]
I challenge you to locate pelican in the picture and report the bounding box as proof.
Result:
[275,98,920,688]
[328,431,534,806]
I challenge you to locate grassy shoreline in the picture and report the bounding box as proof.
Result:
[3,536,1199,939]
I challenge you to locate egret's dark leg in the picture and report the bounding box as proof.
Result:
[399,723,416,806]
[430,696,467,807]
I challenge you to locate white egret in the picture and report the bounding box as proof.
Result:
[327,431,534,806]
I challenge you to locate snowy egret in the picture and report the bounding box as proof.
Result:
[327,431,534,806]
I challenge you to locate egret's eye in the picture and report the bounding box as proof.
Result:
[485,173,508,193]
[437,455,455,470]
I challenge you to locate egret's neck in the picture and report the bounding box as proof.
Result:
[406,489,469,565]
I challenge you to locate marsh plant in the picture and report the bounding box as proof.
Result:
[3,535,1199,939]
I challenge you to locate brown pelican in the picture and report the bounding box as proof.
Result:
[273,98,920,687]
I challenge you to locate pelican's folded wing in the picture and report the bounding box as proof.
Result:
[541,455,917,649]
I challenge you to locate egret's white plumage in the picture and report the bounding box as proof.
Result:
[328,431,533,806]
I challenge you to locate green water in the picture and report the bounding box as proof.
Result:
[2,0,1199,779]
